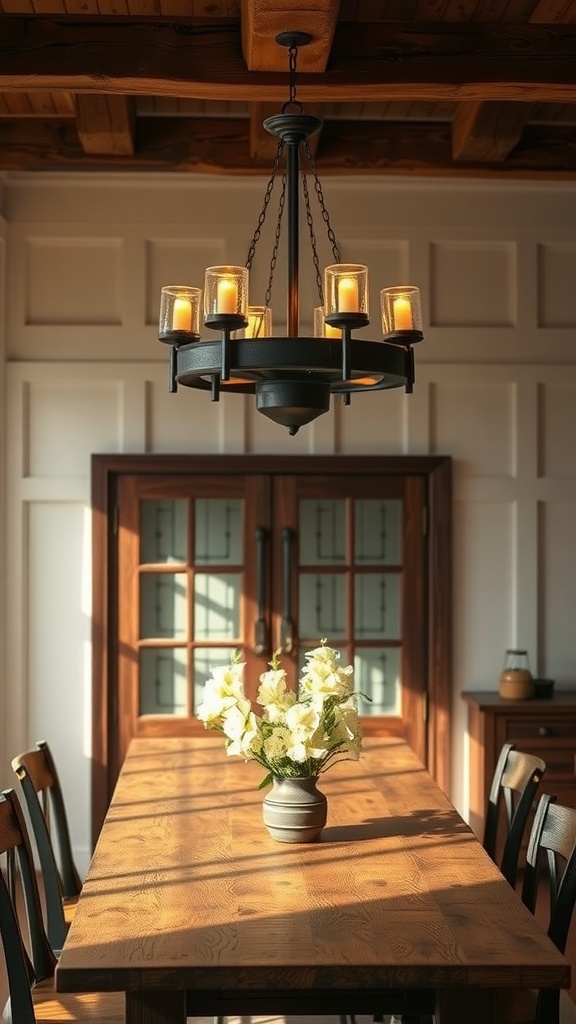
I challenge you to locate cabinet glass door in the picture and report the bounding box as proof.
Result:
[274,475,426,756]
[117,474,268,757]
[116,469,427,772]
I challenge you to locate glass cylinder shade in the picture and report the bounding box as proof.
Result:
[324,265,368,316]
[204,266,248,319]
[381,286,422,335]
[314,306,341,339]
[159,286,201,338]
[245,305,272,338]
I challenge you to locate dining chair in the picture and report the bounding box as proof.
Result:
[483,741,546,887]
[479,791,576,1024]
[11,740,82,952]
[0,786,125,1024]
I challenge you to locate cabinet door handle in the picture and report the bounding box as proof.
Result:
[254,527,268,657]
[280,527,295,654]
[538,725,551,737]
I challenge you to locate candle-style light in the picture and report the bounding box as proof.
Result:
[159,286,201,340]
[314,307,341,339]
[204,266,248,323]
[245,306,273,338]
[380,286,422,337]
[324,265,368,322]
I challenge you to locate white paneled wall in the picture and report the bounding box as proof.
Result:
[3,173,576,871]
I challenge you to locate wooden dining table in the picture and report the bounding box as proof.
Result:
[55,735,570,1024]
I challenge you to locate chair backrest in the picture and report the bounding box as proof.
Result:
[520,793,576,1024]
[0,786,58,1024]
[483,741,546,887]
[11,741,82,952]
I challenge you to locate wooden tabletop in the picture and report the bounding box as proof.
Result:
[55,736,570,1024]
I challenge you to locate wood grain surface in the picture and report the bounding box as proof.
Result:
[55,737,570,1024]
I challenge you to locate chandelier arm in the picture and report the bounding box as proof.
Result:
[342,327,351,383]
[221,329,231,382]
[169,345,178,393]
[406,346,415,394]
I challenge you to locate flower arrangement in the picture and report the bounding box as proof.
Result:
[197,640,363,788]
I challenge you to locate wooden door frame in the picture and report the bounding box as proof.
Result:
[91,453,452,845]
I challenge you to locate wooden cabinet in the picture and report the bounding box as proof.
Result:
[463,690,576,846]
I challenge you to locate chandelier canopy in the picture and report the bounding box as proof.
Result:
[159,31,423,436]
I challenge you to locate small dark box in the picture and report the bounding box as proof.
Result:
[533,678,555,699]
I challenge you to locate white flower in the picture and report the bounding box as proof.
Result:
[220,700,252,743]
[284,700,321,738]
[227,710,263,758]
[330,705,363,760]
[257,668,296,722]
[196,661,247,726]
[196,642,364,786]
[299,645,354,699]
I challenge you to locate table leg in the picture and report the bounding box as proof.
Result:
[435,987,497,1023]
[126,991,187,1024]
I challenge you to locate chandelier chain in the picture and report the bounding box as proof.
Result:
[264,170,287,307]
[289,45,297,105]
[300,165,324,305]
[245,139,285,273]
[304,139,341,265]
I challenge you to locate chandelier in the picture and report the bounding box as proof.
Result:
[159,31,423,436]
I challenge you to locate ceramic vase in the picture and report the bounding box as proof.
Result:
[262,776,327,843]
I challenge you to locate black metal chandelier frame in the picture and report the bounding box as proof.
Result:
[159,31,423,435]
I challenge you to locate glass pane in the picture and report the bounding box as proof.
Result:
[140,573,187,639]
[355,573,400,640]
[193,648,237,711]
[194,573,240,640]
[355,499,402,565]
[140,499,187,563]
[139,648,187,716]
[299,500,346,565]
[195,499,242,565]
[355,647,401,716]
[298,574,346,641]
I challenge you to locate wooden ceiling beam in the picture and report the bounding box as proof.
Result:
[241,0,338,72]
[4,19,576,103]
[75,94,135,155]
[452,101,531,162]
[249,103,281,163]
[0,116,575,179]
[0,90,75,116]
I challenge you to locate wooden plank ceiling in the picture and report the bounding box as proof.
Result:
[1,0,576,177]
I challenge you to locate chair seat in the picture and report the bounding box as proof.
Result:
[31,981,125,1024]
[62,898,78,928]
[3,987,124,1024]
